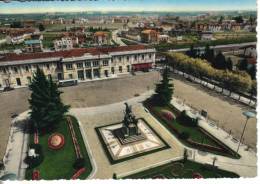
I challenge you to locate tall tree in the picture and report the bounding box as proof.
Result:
[203,44,214,64]
[213,52,226,70]
[38,24,45,32]
[226,57,233,71]
[29,68,70,132]
[154,66,174,105]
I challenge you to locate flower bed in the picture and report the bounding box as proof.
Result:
[48,133,65,150]
[71,168,86,180]
[67,117,82,158]
[161,109,176,121]
[34,130,39,144]
[192,172,203,179]
[32,170,40,180]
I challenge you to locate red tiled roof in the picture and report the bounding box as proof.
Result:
[0,45,151,62]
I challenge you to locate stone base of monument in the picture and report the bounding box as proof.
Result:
[96,118,169,164]
[113,128,146,145]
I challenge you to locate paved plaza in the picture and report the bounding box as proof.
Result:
[0,70,257,164]
[97,119,168,162]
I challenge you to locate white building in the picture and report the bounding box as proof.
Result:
[0,45,156,88]
[54,37,76,51]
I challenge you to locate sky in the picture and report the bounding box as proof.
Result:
[0,0,257,14]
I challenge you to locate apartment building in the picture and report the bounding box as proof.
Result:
[0,45,156,88]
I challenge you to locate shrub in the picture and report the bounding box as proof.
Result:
[179,110,198,127]
[73,158,85,170]
[179,132,190,140]
[25,144,44,169]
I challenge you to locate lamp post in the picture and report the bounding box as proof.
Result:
[236,111,256,153]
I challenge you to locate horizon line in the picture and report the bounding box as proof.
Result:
[0,9,257,15]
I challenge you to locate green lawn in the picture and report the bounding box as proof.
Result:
[25,115,93,180]
[145,102,239,158]
[153,106,219,147]
[123,160,239,179]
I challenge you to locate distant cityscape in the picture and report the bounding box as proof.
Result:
[0,1,257,181]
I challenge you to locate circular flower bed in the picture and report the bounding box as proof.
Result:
[48,133,65,150]
[192,172,203,179]
[161,110,176,121]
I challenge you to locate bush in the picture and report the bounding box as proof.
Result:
[179,110,198,127]
[25,144,44,169]
[179,132,190,140]
[73,158,85,170]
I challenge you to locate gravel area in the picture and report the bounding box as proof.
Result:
[172,74,257,150]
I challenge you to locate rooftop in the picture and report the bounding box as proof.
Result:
[0,45,153,63]
[24,40,41,45]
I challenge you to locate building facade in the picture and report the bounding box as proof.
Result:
[0,45,156,88]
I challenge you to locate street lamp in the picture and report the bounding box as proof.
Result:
[236,111,256,153]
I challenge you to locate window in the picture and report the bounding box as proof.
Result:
[103,60,109,66]
[13,67,18,73]
[127,56,130,61]
[69,74,73,79]
[111,67,115,74]
[16,78,21,86]
[127,65,130,72]
[1,67,7,74]
[134,55,138,60]
[142,55,145,60]
[66,64,73,70]
[119,66,123,73]
[149,54,152,59]
[25,66,30,72]
[46,64,50,70]
[77,63,83,69]
[85,62,91,68]
[119,57,122,62]
[93,61,99,67]
[27,76,32,84]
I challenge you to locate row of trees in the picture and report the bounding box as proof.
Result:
[166,52,256,98]
[187,44,256,80]
[29,68,70,133]
[187,45,233,71]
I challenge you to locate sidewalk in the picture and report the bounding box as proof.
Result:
[172,70,256,107]
[2,111,30,180]
[170,97,257,177]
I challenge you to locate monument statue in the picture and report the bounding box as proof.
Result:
[122,103,139,137]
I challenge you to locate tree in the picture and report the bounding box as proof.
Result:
[238,59,248,71]
[226,57,233,71]
[218,16,224,24]
[233,16,244,23]
[10,21,23,28]
[29,68,70,132]
[186,44,197,58]
[213,52,226,69]
[203,44,214,64]
[248,65,256,80]
[39,24,45,32]
[153,66,174,106]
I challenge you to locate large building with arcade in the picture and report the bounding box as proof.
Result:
[0,45,156,88]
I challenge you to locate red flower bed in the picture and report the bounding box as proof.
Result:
[67,117,82,158]
[34,130,39,144]
[48,133,65,150]
[71,168,86,180]
[32,170,40,180]
[192,172,203,179]
[161,109,176,121]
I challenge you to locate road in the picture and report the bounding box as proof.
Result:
[168,42,256,52]
[112,30,126,46]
